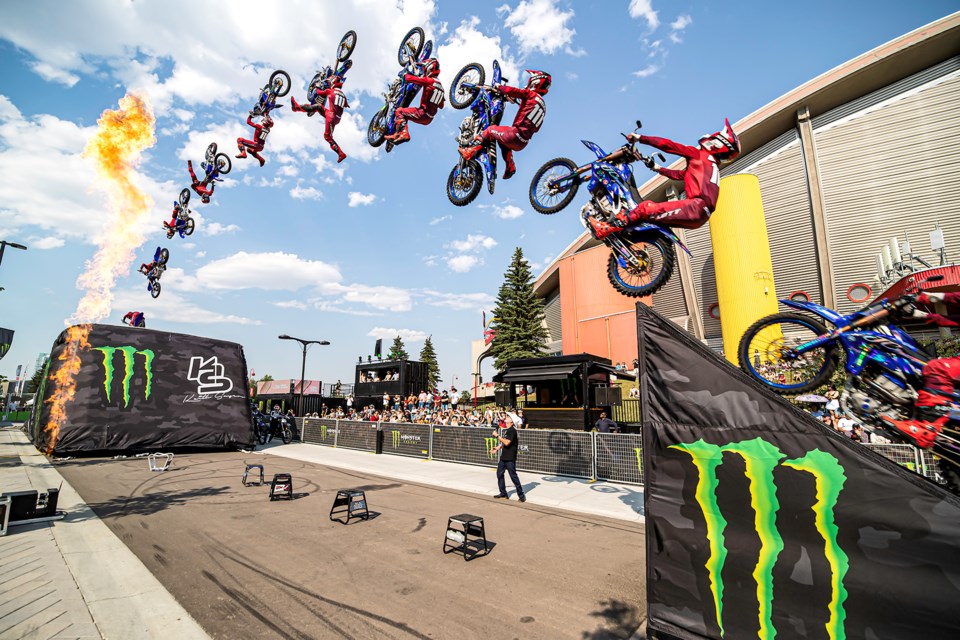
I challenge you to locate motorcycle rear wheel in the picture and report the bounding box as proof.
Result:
[737,313,839,394]
[447,160,482,207]
[150,281,161,299]
[367,107,387,148]
[205,143,217,163]
[398,27,425,66]
[606,234,675,298]
[215,153,232,175]
[337,30,357,63]
[450,63,485,110]
[183,218,195,236]
[178,188,190,207]
[159,248,170,264]
[281,425,293,444]
[269,70,291,98]
[530,157,579,214]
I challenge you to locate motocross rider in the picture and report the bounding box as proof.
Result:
[385,58,445,144]
[122,311,145,328]
[186,159,222,204]
[164,200,189,239]
[588,119,741,240]
[290,67,349,163]
[236,112,274,167]
[884,292,960,461]
[459,69,551,180]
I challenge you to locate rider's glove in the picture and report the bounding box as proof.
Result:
[898,303,928,321]
[918,292,946,305]
[642,155,659,171]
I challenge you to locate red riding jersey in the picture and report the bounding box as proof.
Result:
[500,84,546,143]
[636,134,721,209]
[405,74,444,117]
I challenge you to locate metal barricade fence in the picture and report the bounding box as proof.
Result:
[863,442,926,476]
[301,418,338,447]
[514,429,593,479]
[595,433,644,485]
[336,420,380,452]
[919,449,947,482]
[380,422,431,459]
[431,425,500,468]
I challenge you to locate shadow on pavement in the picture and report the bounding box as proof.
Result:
[580,598,643,639]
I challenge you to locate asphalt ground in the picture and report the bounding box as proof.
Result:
[56,450,646,640]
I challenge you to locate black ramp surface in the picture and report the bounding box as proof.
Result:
[32,324,254,454]
[636,303,960,640]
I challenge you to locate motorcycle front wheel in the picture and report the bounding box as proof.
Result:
[450,63,485,110]
[215,153,232,175]
[281,425,293,444]
[337,30,357,63]
[367,107,387,148]
[737,313,839,394]
[606,233,675,298]
[529,157,579,214]
[398,27,424,66]
[178,188,190,207]
[183,218,195,236]
[205,143,217,163]
[447,160,482,206]
[150,281,161,299]
[269,70,292,98]
[159,248,170,264]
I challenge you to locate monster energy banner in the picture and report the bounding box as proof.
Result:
[382,423,430,459]
[31,324,254,454]
[431,425,500,468]
[0,327,12,362]
[636,304,960,640]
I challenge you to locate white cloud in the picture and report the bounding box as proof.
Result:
[195,250,206,258]
[501,0,576,57]
[112,287,259,325]
[274,300,308,310]
[29,236,66,249]
[628,0,659,30]
[31,62,79,87]
[429,215,452,225]
[633,65,660,78]
[491,203,524,220]
[202,221,241,236]
[290,183,323,200]
[347,191,376,207]
[447,255,480,272]
[565,71,579,81]
[669,14,692,43]
[328,283,413,313]
[437,17,520,98]
[366,327,429,342]
[449,234,497,252]
[197,251,342,291]
[421,289,495,311]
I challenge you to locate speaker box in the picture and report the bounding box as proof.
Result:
[494,389,510,406]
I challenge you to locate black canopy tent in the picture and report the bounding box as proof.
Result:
[493,354,634,430]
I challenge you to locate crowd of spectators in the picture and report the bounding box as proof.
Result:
[303,399,527,428]
[358,370,400,383]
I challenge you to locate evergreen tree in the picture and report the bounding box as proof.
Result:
[24,366,46,395]
[419,336,440,390]
[490,247,548,372]
[388,335,409,360]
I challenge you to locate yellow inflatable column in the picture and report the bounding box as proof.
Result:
[709,174,779,365]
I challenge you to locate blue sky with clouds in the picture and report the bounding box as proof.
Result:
[0,0,956,390]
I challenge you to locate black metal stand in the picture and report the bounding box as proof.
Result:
[243,464,265,486]
[329,489,369,524]
[269,473,293,500]
[443,514,488,560]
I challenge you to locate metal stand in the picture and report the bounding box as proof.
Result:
[242,464,265,486]
[148,453,174,472]
[269,473,293,500]
[443,514,488,560]
[329,489,369,524]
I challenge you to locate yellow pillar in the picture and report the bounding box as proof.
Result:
[709,174,778,365]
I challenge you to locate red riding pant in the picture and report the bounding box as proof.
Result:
[916,356,960,407]
[627,197,712,230]
[395,106,433,128]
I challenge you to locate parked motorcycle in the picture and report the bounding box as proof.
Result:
[445,59,509,206]
[737,274,958,491]
[528,121,683,298]
[164,188,196,239]
[250,69,292,117]
[260,412,293,445]
[367,27,432,153]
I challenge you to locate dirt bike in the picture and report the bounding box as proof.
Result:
[529,121,684,297]
[367,27,433,153]
[203,142,232,178]
[445,59,509,206]
[303,30,357,111]
[251,70,292,117]
[144,247,170,299]
[260,413,293,445]
[737,273,959,492]
[164,188,195,239]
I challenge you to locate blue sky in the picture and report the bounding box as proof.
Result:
[0,0,956,391]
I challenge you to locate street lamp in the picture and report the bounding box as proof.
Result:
[278,334,330,416]
[0,241,28,269]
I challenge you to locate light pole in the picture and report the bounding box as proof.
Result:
[278,335,330,416]
[0,241,28,269]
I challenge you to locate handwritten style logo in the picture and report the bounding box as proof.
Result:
[187,356,234,395]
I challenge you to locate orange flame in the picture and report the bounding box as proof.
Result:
[43,93,156,454]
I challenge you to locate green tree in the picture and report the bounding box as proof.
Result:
[419,336,440,390]
[459,389,473,405]
[489,247,548,371]
[24,366,46,395]
[388,335,409,360]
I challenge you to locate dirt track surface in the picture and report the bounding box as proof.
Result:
[57,451,645,639]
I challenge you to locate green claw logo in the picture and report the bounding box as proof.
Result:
[392,430,401,448]
[94,346,155,408]
[484,437,498,459]
[671,438,848,640]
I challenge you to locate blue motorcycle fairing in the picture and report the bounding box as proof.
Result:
[780,298,848,325]
[493,59,502,85]
[624,223,691,255]
[581,140,607,158]
[840,331,924,378]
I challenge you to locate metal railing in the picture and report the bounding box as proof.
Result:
[297,420,946,488]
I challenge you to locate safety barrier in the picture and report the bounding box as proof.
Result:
[296,421,945,488]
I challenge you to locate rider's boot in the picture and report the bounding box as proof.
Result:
[587,217,621,241]
[331,142,347,164]
[503,151,517,180]
[236,144,247,159]
[290,97,304,113]
[879,409,944,449]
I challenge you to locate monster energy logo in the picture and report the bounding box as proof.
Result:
[634,447,642,473]
[390,431,421,447]
[94,346,155,408]
[484,437,498,459]
[670,438,848,640]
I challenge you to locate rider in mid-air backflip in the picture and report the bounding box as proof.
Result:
[122,311,145,328]
[187,159,223,204]
[459,70,551,180]
[587,119,741,240]
[236,112,274,167]
[290,67,349,163]
[164,199,189,239]
[385,58,444,145]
